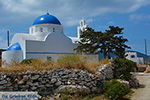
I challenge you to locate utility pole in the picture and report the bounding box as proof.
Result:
[145,39,147,55]
[7,30,10,47]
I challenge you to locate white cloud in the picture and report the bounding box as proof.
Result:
[129,14,150,22]
[0,36,7,49]
[0,0,150,26]
[0,28,12,48]
[0,0,149,48]
[1,0,40,14]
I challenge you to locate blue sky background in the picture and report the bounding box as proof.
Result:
[0,0,150,55]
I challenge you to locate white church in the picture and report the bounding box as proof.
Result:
[2,13,95,67]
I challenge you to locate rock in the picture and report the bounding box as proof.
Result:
[38,85,45,88]
[31,86,37,90]
[0,86,6,89]
[19,85,30,89]
[6,78,11,81]
[17,79,25,85]
[0,80,7,85]
[2,75,7,79]
[129,75,140,88]
[91,87,101,93]
[32,82,39,86]
[46,84,53,88]
[55,81,61,86]
[31,75,40,80]
[26,81,33,86]
[5,83,12,87]
[49,97,55,100]
[96,63,113,80]
[41,81,47,84]
[23,75,29,80]
[51,78,57,84]
[56,85,91,95]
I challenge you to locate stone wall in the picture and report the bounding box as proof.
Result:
[0,64,114,96]
[96,63,114,80]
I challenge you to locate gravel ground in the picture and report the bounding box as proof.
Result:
[131,73,150,100]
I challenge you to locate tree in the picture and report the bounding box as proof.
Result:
[105,26,131,58]
[75,26,130,58]
[74,27,102,54]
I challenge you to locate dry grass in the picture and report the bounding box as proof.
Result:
[56,55,105,74]
[0,55,111,74]
[85,59,111,74]
[57,55,86,69]
[0,60,60,73]
[99,59,111,65]
[85,61,100,74]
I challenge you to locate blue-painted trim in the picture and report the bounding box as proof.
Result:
[7,42,22,51]
[26,52,74,55]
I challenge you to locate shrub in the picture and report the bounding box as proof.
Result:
[112,58,137,81]
[57,55,86,69]
[83,95,107,100]
[103,80,131,100]
[21,59,38,65]
[21,59,48,68]
[57,55,104,74]
[60,95,73,100]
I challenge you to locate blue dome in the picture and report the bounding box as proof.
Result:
[7,43,22,51]
[33,13,61,25]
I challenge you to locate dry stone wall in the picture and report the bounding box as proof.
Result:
[0,64,114,96]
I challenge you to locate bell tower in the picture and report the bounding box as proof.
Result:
[77,20,88,39]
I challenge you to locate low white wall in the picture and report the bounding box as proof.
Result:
[83,54,99,62]
[26,53,73,61]
[26,54,99,62]
[2,50,23,67]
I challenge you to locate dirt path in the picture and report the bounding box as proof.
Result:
[131,73,150,100]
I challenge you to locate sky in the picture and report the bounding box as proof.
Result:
[0,0,150,55]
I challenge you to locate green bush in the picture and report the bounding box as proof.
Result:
[112,58,137,81]
[103,80,131,100]
[60,95,71,100]
[21,59,40,65]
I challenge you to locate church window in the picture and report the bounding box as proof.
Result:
[40,27,43,32]
[131,55,135,58]
[53,28,55,32]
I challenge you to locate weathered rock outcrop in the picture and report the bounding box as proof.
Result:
[96,63,114,80]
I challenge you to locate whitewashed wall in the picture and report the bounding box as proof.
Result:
[126,52,144,64]
[26,31,76,60]
[2,50,23,67]
[9,24,65,59]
